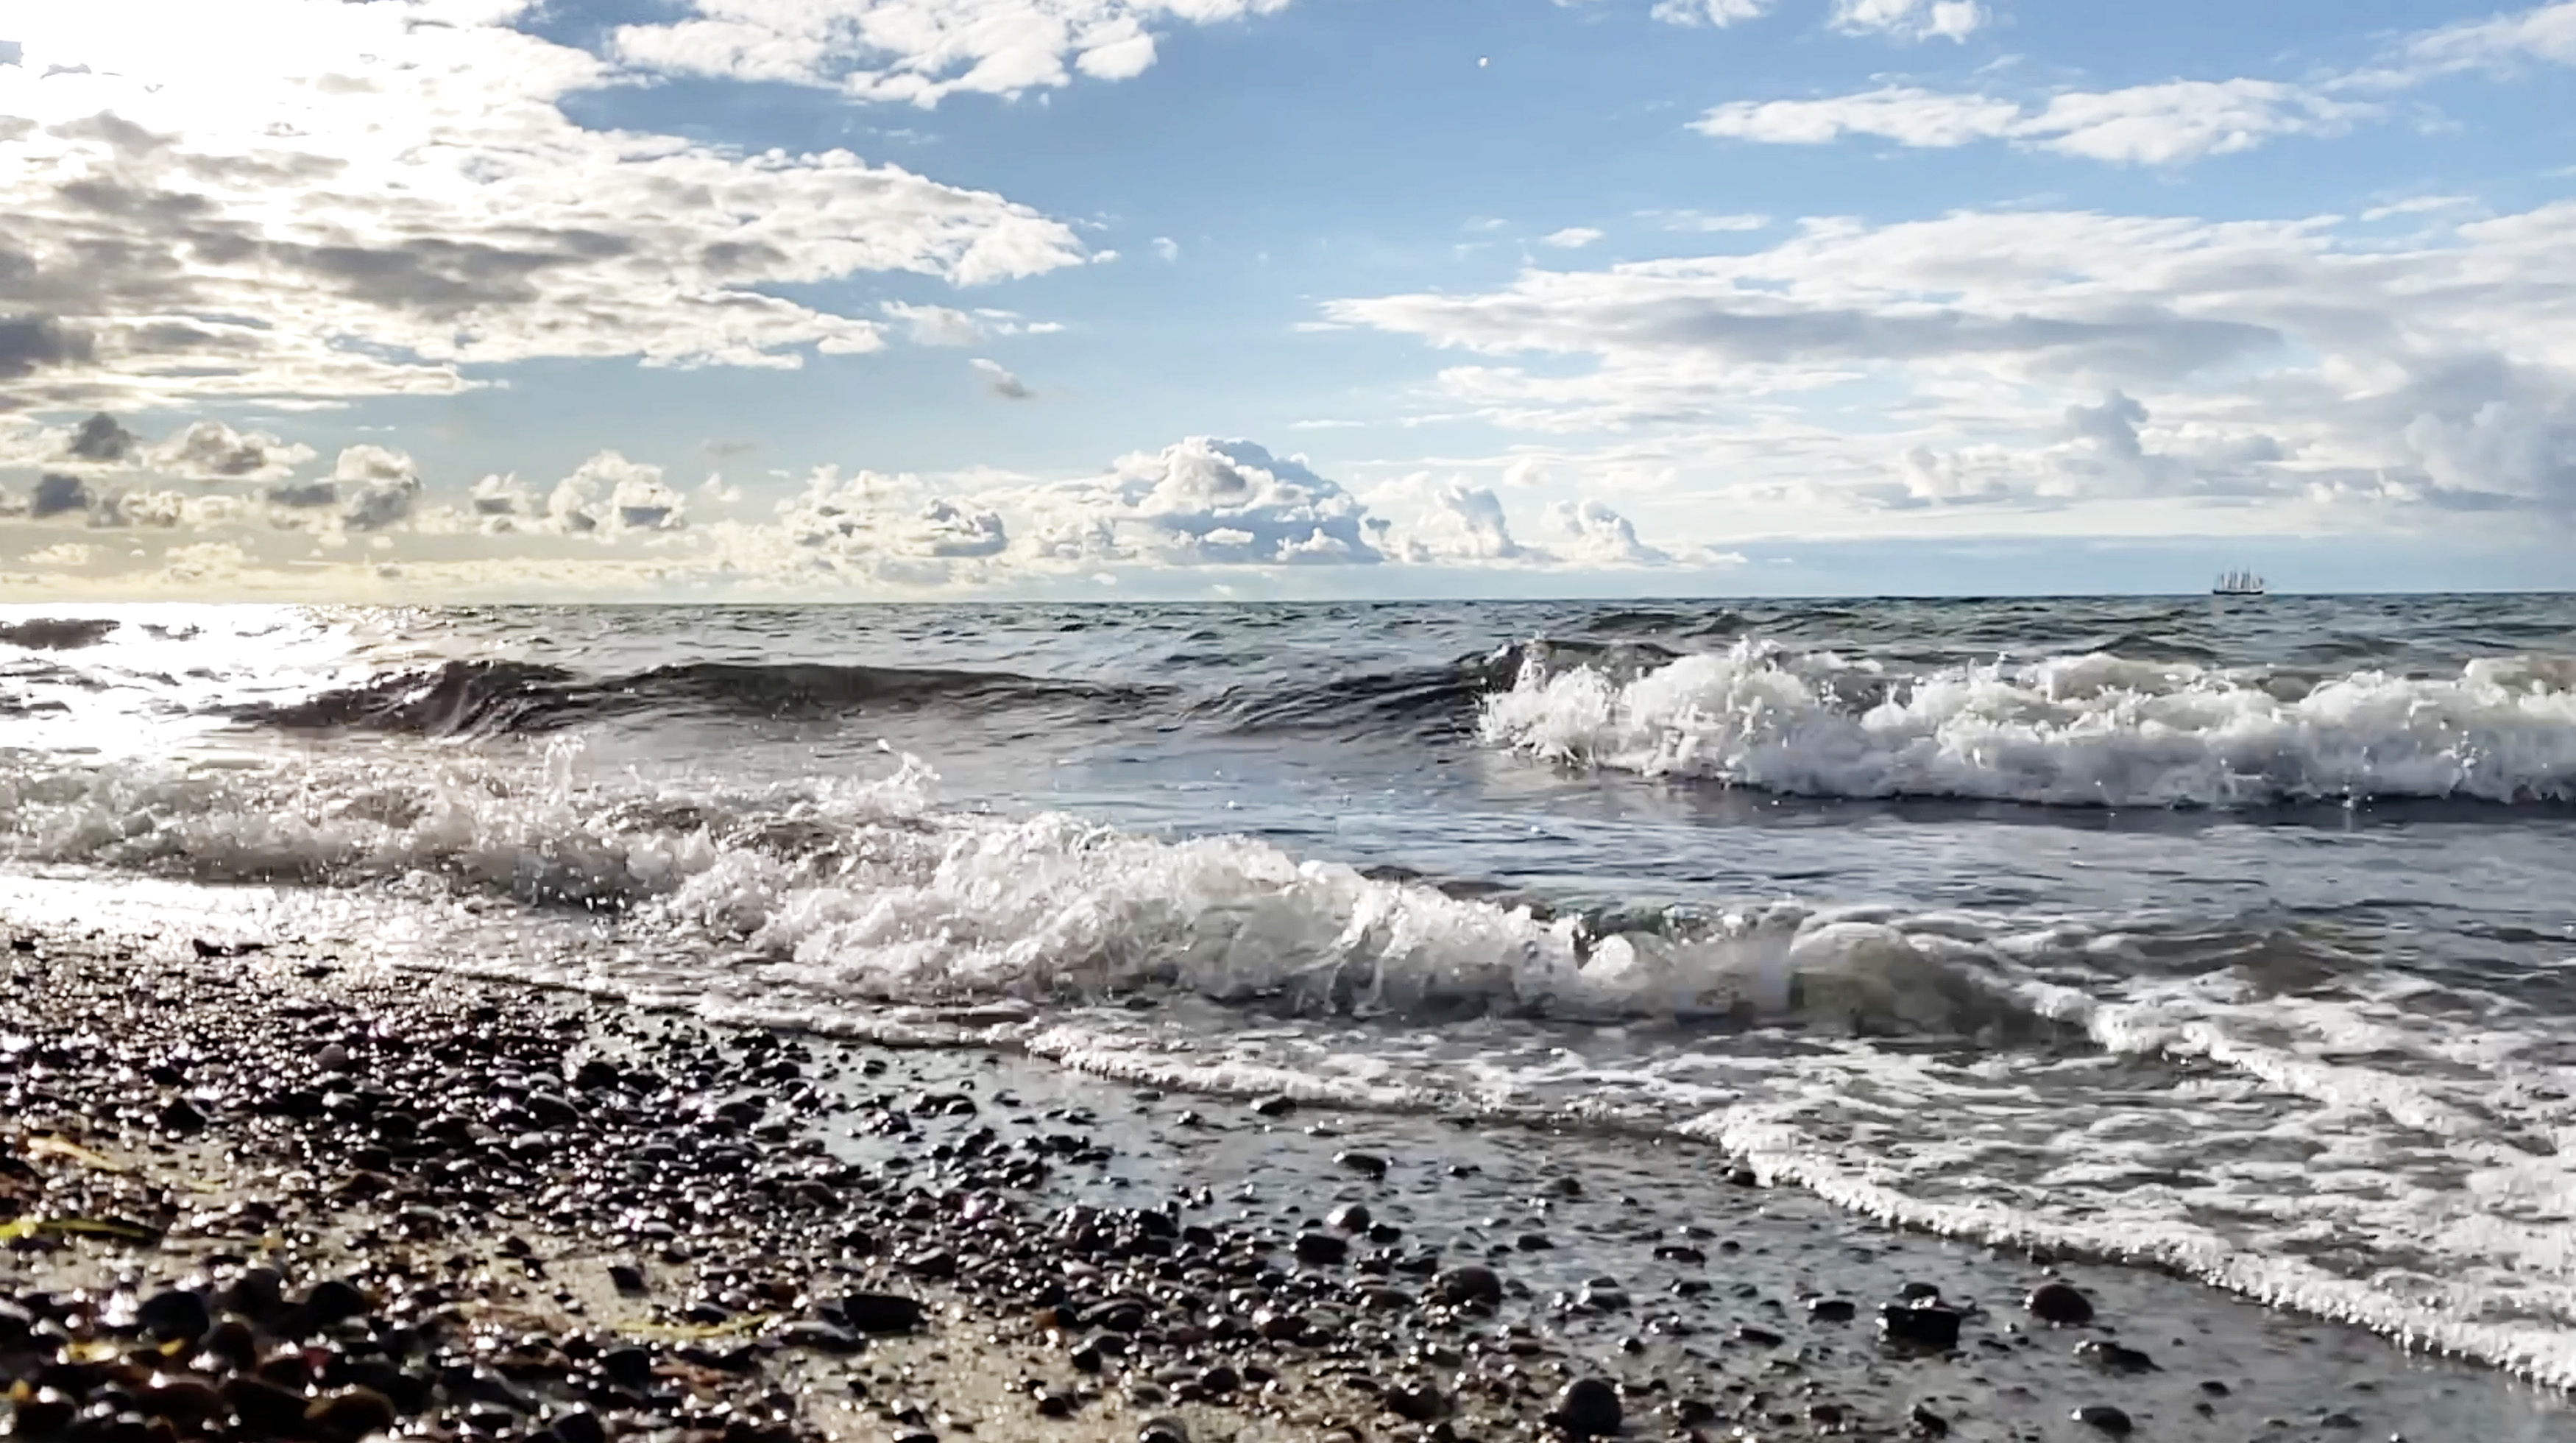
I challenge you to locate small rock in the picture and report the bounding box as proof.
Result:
[598,1347,653,1389]
[318,1042,353,1073]
[1327,1203,1373,1232]
[550,1409,606,1443]
[1808,1298,1857,1323]
[1036,1389,1078,1418]
[1911,1402,1951,1437]
[138,1288,211,1344]
[779,1321,862,1354]
[608,1264,647,1296]
[2075,1339,2158,1375]
[2026,1280,2095,1326]
[222,1376,312,1438]
[1554,1377,1621,1437]
[1878,1300,1963,1352]
[1383,1380,1446,1421]
[1430,1266,1504,1308]
[1295,1231,1350,1266]
[1138,1417,1189,1443]
[306,1388,398,1442]
[1733,1324,1783,1347]
[1252,1095,1296,1118]
[159,1098,209,1134]
[2073,1403,2134,1436]
[1336,1151,1389,1179]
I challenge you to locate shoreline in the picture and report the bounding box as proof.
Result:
[4,920,2570,1442]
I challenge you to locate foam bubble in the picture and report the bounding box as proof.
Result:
[1480,639,2576,806]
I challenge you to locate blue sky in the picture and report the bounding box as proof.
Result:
[1,0,2572,597]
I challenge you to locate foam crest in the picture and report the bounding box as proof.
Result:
[1481,639,2576,806]
[0,748,2039,1034]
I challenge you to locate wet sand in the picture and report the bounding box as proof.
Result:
[4,917,2569,1442]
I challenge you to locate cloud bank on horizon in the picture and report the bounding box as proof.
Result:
[1,0,2572,597]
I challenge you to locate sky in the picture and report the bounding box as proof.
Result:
[1,0,2573,600]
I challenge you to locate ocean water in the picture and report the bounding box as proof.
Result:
[6,596,2576,1381]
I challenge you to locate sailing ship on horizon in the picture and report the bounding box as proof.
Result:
[2213,569,2268,596]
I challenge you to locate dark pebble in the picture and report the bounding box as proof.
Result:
[1554,1377,1621,1437]
[1327,1203,1373,1232]
[1430,1266,1504,1308]
[1036,1390,1078,1418]
[779,1321,862,1354]
[1878,1300,1963,1351]
[608,1264,647,1296]
[159,1098,209,1134]
[137,1289,210,1345]
[835,1288,927,1340]
[2027,1280,2095,1326]
[551,1409,606,1443]
[1383,1380,1446,1421]
[1252,1096,1296,1117]
[1295,1231,1350,1266]
[1911,1401,1951,1436]
[1335,1150,1388,1179]
[1138,1416,1189,1443]
[222,1376,311,1436]
[2074,1403,2134,1436]
[1808,1298,1856,1323]
[2075,1340,2159,1375]
[306,1388,397,1442]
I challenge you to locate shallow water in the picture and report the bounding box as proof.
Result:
[5,596,2575,1385]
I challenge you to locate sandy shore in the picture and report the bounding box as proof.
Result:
[5,917,2570,1443]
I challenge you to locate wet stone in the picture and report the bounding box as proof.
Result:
[1295,1232,1351,1266]
[1431,1266,1503,1308]
[1808,1298,1856,1323]
[2076,1340,2158,1375]
[1878,1300,1963,1352]
[1327,1203,1373,1232]
[2074,1403,2135,1436]
[2027,1280,2096,1326]
[136,1290,210,1345]
[1554,1377,1621,1437]
[1335,1151,1389,1179]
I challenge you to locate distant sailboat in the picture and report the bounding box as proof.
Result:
[2212,568,2268,597]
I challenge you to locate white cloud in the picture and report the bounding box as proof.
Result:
[1648,0,1775,25]
[971,358,1035,400]
[1543,227,1607,250]
[1828,0,1984,40]
[2407,0,2576,74]
[1153,236,1181,262]
[546,451,690,537]
[147,420,316,482]
[1638,210,1773,233]
[882,302,1053,347]
[1549,498,1673,564]
[1695,80,2371,164]
[1325,200,2576,522]
[0,1,1087,412]
[23,542,96,568]
[612,0,1295,107]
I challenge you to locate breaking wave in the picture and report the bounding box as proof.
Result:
[1481,639,2576,807]
[0,744,2049,1037]
[231,658,1159,737]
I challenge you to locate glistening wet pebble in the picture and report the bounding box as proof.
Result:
[4,927,2570,1442]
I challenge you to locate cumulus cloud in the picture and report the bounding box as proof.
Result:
[611,0,1295,107]
[1827,0,1984,40]
[1543,227,1606,250]
[331,445,423,532]
[547,451,690,537]
[1325,199,2576,520]
[29,473,92,520]
[0,1,1088,412]
[1647,0,1775,25]
[146,420,316,481]
[64,411,134,462]
[971,358,1035,400]
[882,302,1054,347]
[1548,498,1671,565]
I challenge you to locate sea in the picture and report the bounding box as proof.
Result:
[4,596,2575,1383]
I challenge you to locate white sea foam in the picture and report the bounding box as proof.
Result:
[0,745,2032,1032]
[1479,640,2576,806]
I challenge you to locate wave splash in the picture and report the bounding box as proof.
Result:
[0,744,2048,1035]
[1480,639,2576,807]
